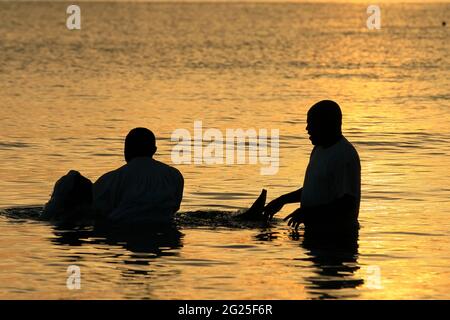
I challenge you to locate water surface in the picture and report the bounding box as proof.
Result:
[0,2,449,299]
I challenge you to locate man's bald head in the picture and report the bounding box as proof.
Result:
[124,127,157,163]
[306,100,343,146]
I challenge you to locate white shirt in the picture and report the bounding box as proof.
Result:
[93,157,184,224]
[301,136,360,209]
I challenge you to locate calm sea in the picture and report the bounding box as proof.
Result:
[0,1,449,299]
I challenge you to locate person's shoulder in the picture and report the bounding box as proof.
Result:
[153,159,184,180]
[340,137,360,163]
[342,137,359,153]
[94,165,125,185]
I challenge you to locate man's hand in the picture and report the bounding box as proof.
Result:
[263,198,284,221]
[263,188,303,221]
[283,207,305,231]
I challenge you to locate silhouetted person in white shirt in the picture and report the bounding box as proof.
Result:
[93,128,184,225]
[263,100,361,232]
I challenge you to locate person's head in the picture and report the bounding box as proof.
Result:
[42,170,93,222]
[124,127,157,163]
[306,100,342,146]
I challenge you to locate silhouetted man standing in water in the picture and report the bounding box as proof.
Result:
[93,128,184,224]
[264,100,361,232]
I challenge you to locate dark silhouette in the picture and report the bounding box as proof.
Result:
[237,189,267,220]
[42,125,267,226]
[41,170,94,224]
[93,127,183,224]
[263,100,361,233]
[124,127,157,163]
[42,103,360,233]
[42,128,184,226]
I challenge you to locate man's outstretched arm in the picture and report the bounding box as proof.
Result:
[263,188,303,220]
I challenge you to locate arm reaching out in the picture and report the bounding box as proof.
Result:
[263,188,302,221]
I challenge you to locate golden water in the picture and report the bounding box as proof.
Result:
[0,2,449,299]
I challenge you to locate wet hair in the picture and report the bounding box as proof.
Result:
[124,127,157,163]
[66,172,93,207]
[307,100,342,134]
[42,170,93,222]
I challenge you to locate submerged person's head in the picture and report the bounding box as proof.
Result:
[124,127,157,163]
[42,170,93,223]
[306,100,342,146]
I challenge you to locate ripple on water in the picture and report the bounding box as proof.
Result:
[0,142,32,149]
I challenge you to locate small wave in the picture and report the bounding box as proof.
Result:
[376,231,446,237]
[0,142,32,150]
[0,207,269,229]
[0,206,43,220]
[311,73,379,80]
[176,210,269,229]
[92,153,118,157]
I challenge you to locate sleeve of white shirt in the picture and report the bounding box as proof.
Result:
[334,151,360,200]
